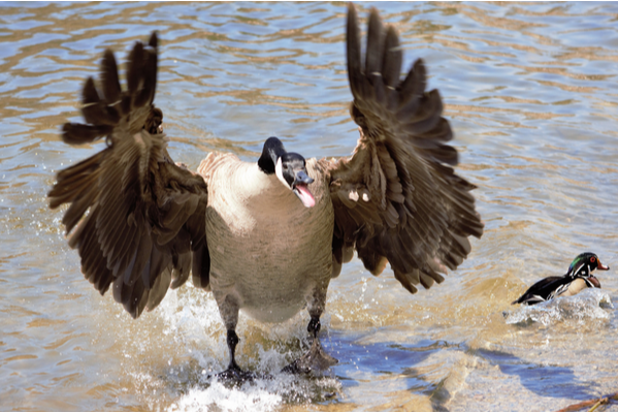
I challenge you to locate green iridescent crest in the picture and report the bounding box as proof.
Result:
[568,255,585,272]
[567,252,596,277]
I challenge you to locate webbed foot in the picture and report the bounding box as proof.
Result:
[282,336,338,374]
[215,362,256,383]
[282,316,338,374]
[210,329,266,384]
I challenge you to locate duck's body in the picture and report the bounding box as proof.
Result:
[561,277,598,297]
[512,252,608,306]
[200,154,334,324]
[48,5,484,379]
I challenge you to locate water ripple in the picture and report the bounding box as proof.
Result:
[1,2,617,411]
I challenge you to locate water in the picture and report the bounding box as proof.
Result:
[1,2,617,411]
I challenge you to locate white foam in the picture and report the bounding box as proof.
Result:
[142,284,341,411]
[505,288,613,326]
[167,380,283,412]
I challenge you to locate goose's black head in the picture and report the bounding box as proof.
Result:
[565,252,609,288]
[258,137,315,208]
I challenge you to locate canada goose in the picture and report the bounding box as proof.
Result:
[511,252,609,306]
[48,5,483,379]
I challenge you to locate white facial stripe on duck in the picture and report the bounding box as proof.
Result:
[567,252,609,277]
[568,263,600,289]
[567,252,608,288]
[585,275,601,288]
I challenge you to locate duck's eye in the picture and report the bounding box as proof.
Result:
[591,257,596,263]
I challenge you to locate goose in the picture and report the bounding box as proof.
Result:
[48,4,483,379]
[511,252,609,306]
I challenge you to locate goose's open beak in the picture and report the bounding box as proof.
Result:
[293,171,315,208]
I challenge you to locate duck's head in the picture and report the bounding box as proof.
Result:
[566,252,609,288]
[258,137,315,208]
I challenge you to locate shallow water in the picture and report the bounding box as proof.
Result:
[1,2,618,411]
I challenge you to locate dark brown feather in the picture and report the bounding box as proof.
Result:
[398,59,426,108]
[365,8,384,78]
[48,32,210,318]
[101,49,121,102]
[346,3,364,100]
[381,26,402,90]
[327,5,483,295]
[62,123,113,145]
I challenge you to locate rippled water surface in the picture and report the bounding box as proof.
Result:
[2,2,618,411]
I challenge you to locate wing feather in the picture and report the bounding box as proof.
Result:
[327,5,483,294]
[49,32,209,318]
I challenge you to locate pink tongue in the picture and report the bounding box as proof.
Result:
[296,184,315,208]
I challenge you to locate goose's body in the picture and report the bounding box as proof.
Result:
[512,252,609,306]
[200,154,334,324]
[48,5,484,378]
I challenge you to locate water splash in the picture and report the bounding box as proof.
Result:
[504,288,613,326]
[130,284,341,411]
[166,373,340,412]
[167,379,284,412]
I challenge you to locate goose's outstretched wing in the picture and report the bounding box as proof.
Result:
[327,5,484,293]
[49,33,210,318]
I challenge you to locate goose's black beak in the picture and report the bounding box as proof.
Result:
[295,170,314,186]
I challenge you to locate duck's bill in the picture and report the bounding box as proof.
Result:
[293,183,315,208]
[597,261,610,270]
[588,275,601,288]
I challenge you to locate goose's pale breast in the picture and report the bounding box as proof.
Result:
[200,155,334,323]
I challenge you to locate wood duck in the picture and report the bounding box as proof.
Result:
[512,252,609,306]
[48,5,483,380]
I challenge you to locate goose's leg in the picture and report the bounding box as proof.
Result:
[218,330,250,379]
[282,285,338,374]
[215,296,253,382]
